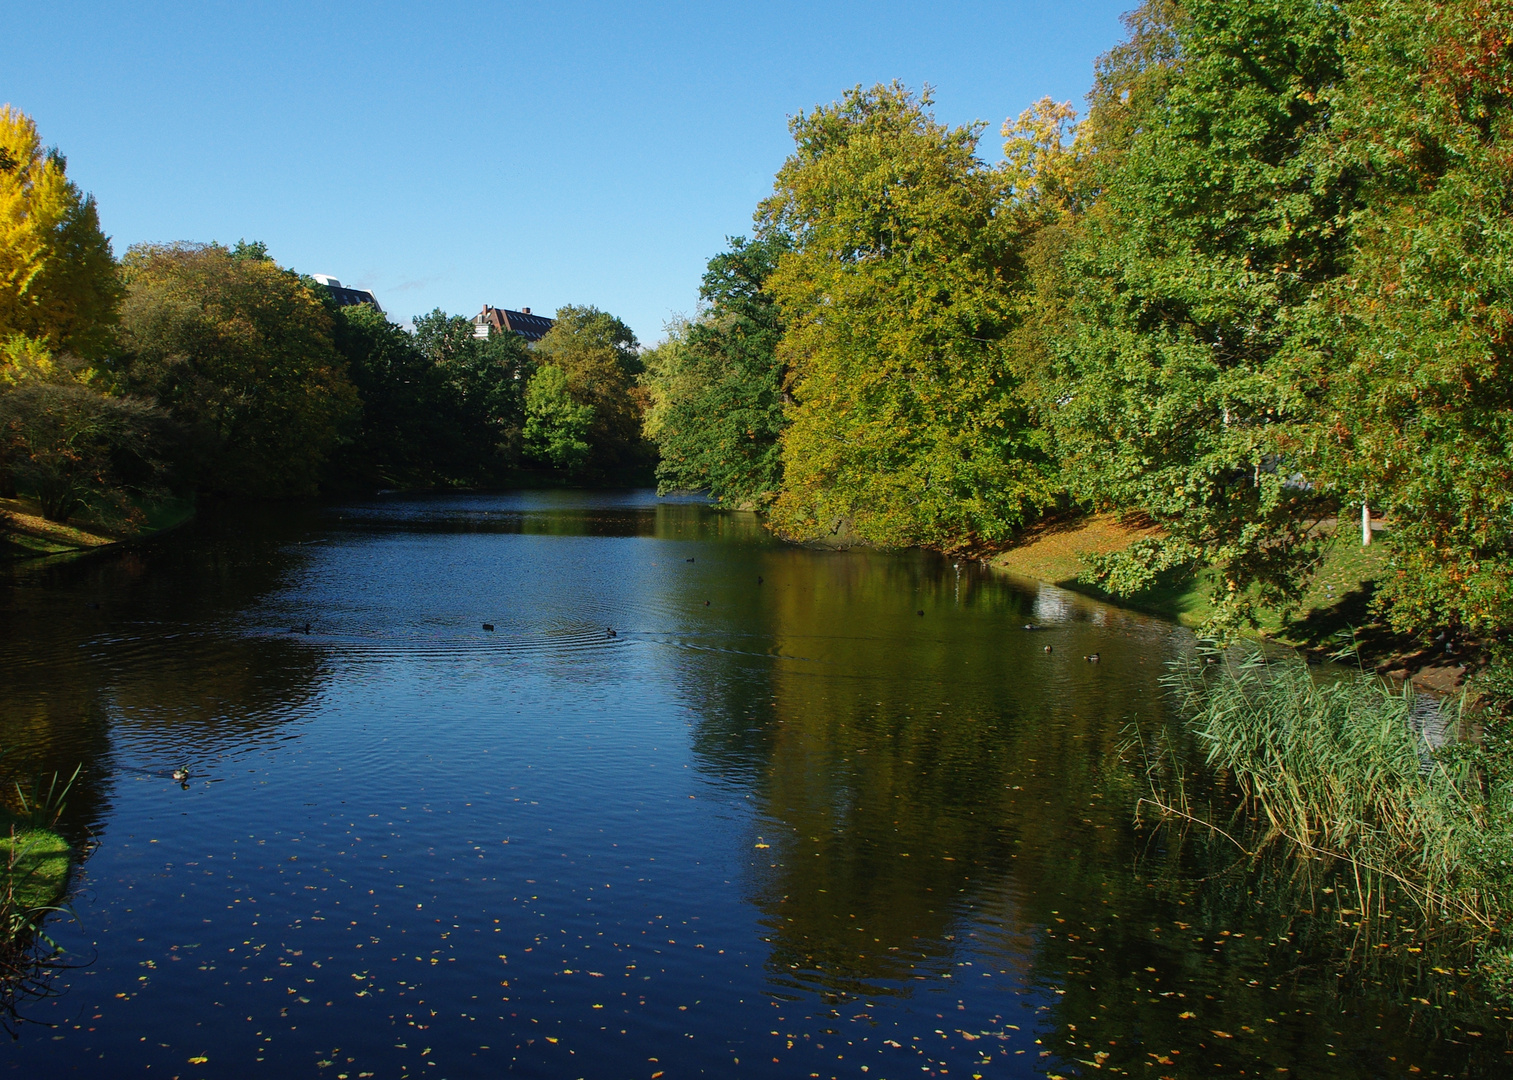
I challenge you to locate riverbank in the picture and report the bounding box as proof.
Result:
[989,512,1472,693]
[0,496,195,562]
[0,823,69,916]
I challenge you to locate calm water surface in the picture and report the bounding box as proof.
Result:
[1,491,1508,1078]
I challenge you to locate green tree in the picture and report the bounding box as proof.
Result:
[404,308,534,482]
[759,83,1056,549]
[522,363,593,472]
[1317,0,1513,641]
[1049,0,1355,634]
[116,243,358,499]
[532,305,651,478]
[643,234,789,508]
[0,105,121,359]
[325,302,454,488]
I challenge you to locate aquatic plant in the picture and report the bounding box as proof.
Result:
[1143,649,1513,962]
[0,758,79,1034]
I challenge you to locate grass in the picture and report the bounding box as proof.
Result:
[1132,648,1513,1001]
[1165,652,1499,922]
[989,513,1420,665]
[0,826,68,914]
[0,493,194,561]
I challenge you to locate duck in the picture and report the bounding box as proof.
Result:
[1044,644,1053,653]
[171,765,189,783]
[917,610,925,617]
[1023,623,1037,631]
[482,623,495,631]
[606,627,617,638]
[1083,653,1100,662]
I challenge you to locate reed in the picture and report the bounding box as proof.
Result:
[1157,650,1513,932]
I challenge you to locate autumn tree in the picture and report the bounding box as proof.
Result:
[1316,0,1513,641]
[116,243,358,499]
[760,83,1056,548]
[531,305,651,479]
[1048,0,1355,633]
[0,105,121,358]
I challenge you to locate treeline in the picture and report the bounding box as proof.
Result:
[0,104,651,527]
[643,0,1513,644]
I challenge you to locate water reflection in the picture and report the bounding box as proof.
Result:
[0,492,1507,1077]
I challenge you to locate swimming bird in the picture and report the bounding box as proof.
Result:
[1023,623,1037,631]
[482,623,494,631]
[1044,644,1053,653]
[606,627,616,638]
[917,609,925,616]
[1084,653,1100,662]
[686,557,696,563]
[705,600,711,606]
[171,765,189,783]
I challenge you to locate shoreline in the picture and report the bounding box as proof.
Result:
[984,510,1472,696]
[0,496,196,563]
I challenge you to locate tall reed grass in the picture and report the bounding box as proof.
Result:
[1157,650,1513,933]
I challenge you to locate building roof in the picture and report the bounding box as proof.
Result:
[475,305,555,343]
[312,275,382,313]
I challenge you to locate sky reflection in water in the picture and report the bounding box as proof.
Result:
[0,491,1507,1078]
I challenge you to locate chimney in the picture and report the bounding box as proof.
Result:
[522,307,531,315]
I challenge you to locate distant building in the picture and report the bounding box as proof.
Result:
[474,305,555,343]
[312,274,382,312]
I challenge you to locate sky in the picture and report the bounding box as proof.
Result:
[8,1,1134,345]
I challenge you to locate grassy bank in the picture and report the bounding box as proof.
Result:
[0,495,194,561]
[987,512,1472,688]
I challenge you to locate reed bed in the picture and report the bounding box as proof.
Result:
[1155,650,1513,937]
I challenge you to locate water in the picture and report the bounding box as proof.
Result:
[0,491,1507,1077]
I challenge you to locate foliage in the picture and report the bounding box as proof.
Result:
[523,363,593,472]
[326,301,454,487]
[0,105,121,359]
[642,234,789,507]
[116,243,358,499]
[1318,0,1513,640]
[1047,0,1355,636]
[532,305,650,478]
[759,83,1056,548]
[0,349,167,523]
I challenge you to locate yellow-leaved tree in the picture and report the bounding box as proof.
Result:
[0,104,121,359]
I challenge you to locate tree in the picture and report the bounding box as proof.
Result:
[1318,0,1513,641]
[1048,0,1355,634]
[532,305,651,478]
[116,243,358,499]
[0,105,121,359]
[643,235,789,507]
[409,308,535,481]
[0,349,166,523]
[758,82,1056,548]
[325,301,453,488]
[523,364,593,472]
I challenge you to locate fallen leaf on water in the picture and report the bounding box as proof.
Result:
[1211,1030,1233,1039]
[188,1056,209,1065]
[1178,1012,1196,1019]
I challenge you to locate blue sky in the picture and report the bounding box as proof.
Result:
[10,1,1133,344]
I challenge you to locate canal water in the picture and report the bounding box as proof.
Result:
[1,491,1507,1077]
